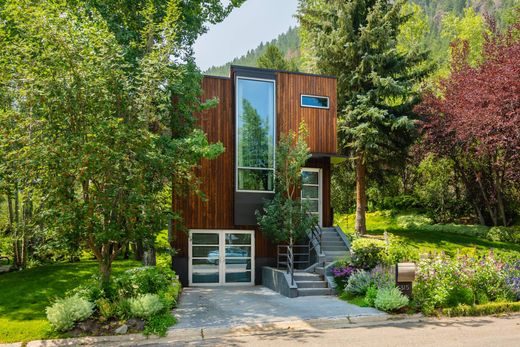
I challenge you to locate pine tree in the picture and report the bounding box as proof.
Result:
[257,44,289,70]
[298,0,431,234]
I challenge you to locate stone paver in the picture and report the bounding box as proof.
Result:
[172,286,385,330]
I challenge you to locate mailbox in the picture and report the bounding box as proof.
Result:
[395,262,416,298]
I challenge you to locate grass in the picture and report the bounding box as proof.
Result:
[338,292,369,307]
[336,211,520,258]
[0,259,140,344]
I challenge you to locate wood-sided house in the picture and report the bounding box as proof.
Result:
[173,66,340,287]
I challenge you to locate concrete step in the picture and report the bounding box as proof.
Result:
[321,245,348,252]
[296,280,328,288]
[321,236,342,242]
[293,272,323,282]
[315,266,325,275]
[297,288,332,296]
[322,240,345,246]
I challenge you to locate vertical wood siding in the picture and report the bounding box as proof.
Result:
[174,73,336,257]
[276,72,337,154]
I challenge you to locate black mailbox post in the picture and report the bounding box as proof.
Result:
[395,262,416,298]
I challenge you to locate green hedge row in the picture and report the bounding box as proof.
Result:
[442,302,520,317]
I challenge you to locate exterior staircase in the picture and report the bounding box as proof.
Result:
[296,226,350,296]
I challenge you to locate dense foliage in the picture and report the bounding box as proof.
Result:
[416,22,520,226]
[48,266,181,335]
[298,0,431,235]
[0,0,242,281]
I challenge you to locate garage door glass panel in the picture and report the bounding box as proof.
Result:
[192,272,219,284]
[192,246,219,258]
[225,233,251,245]
[225,246,251,258]
[192,233,219,245]
[225,271,251,283]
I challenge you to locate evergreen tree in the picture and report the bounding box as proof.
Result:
[257,44,289,70]
[298,0,431,234]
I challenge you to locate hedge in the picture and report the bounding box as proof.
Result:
[442,302,520,317]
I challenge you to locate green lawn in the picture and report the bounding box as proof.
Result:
[336,211,520,258]
[0,259,140,343]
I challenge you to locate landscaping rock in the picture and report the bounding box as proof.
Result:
[114,324,128,334]
[127,318,145,331]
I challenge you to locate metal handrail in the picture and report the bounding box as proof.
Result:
[307,213,323,265]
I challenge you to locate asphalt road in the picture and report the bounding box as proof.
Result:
[138,315,520,347]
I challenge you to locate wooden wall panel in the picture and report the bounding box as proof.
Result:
[276,72,337,154]
[174,72,336,257]
[173,76,234,255]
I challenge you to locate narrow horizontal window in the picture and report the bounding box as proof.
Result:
[301,95,329,109]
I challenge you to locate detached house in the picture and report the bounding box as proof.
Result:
[173,66,348,295]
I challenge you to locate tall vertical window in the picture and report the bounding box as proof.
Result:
[236,77,275,192]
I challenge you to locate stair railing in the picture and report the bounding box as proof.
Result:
[307,212,324,266]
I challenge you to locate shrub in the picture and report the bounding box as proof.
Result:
[46,294,94,331]
[159,281,182,309]
[504,260,520,301]
[345,270,373,296]
[115,267,175,298]
[487,226,520,244]
[331,265,356,290]
[385,239,419,265]
[128,294,164,318]
[143,313,177,336]
[370,266,394,289]
[67,276,104,302]
[413,252,512,315]
[374,287,409,312]
[446,287,474,307]
[351,238,386,270]
[442,302,520,317]
[364,285,378,307]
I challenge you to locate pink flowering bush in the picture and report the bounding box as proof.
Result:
[331,265,356,290]
[413,252,513,315]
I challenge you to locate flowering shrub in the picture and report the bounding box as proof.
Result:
[345,270,373,296]
[413,252,512,315]
[504,261,520,300]
[331,265,356,290]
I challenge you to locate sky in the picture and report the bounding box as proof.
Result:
[193,0,299,71]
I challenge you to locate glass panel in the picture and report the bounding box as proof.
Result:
[192,259,219,271]
[192,233,219,245]
[225,233,251,245]
[301,95,329,108]
[237,168,274,191]
[236,78,275,192]
[225,258,251,271]
[193,272,219,283]
[226,271,252,283]
[302,185,319,199]
[192,246,219,258]
[302,171,318,185]
[225,246,251,258]
[302,199,319,212]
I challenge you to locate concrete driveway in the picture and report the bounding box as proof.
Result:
[172,286,385,330]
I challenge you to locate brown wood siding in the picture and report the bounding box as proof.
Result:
[276,72,337,154]
[173,76,234,256]
[174,73,335,257]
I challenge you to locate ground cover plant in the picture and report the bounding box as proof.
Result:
[46,266,181,338]
[0,260,139,343]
